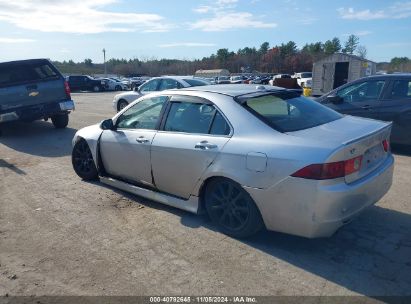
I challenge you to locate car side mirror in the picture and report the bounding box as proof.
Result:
[100,119,115,130]
[134,86,140,92]
[328,95,343,104]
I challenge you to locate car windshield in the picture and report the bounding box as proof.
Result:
[239,93,342,132]
[301,73,312,78]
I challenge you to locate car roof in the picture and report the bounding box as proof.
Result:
[180,84,288,97]
[0,58,50,65]
[363,73,411,80]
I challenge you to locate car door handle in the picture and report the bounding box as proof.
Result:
[136,136,150,143]
[195,141,217,150]
[362,105,372,110]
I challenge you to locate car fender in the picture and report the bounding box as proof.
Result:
[72,124,103,167]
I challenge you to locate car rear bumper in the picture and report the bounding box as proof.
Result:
[0,100,74,123]
[244,154,394,238]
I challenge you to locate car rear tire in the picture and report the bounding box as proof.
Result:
[51,113,69,129]
[93,85,101,92]
[117,99,129,112]
[72,139,98,180]
[204,178,264,238]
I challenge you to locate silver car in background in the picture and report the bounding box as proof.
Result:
[72,85,394,238]
[112,76,210,112]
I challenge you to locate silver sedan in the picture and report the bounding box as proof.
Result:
[72,85,394,238]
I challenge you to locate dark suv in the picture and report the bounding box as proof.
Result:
[67,75,106,92]
[0,59,74,130]
[318,74,411,145]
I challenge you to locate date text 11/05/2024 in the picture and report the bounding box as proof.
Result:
[149,296,257,303]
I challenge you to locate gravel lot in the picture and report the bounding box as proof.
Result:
[0,92,410,297]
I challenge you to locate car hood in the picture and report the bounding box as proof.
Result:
[114,91,141,100]
[287,115,391,145]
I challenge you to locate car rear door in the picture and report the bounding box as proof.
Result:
[329,79,387,119]
[100,96,168,186]
[376,78,411,144]
[150,95,231,199]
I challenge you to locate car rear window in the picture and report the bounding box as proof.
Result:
[0,61,60,88]
[183,79,209,87]
[240,93,342,132]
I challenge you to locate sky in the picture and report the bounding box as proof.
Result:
[0,0,410,63]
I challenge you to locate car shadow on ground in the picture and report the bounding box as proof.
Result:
[391,144,411,157]
[95,181,411,297]
[0,121,77,157]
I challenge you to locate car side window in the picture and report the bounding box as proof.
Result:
[159,79,181,91]
[390,80,411,99]
[140,79,161,92]
[164,102,230,135]
[337,80,385,103]
[116,96,168,130]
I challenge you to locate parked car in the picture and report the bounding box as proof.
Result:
[72,84,394,238]
[230,76,245,84]
[67,75,106,92]
[112,76,210,112]
[317,74,411,145]
[215,76,231,84]
[102,78,129,91]
[292,72,312,88]
[0,59,74,131]
[269,74,291,86]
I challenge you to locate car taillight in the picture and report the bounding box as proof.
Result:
[382,139,390,152]
[344,156,363,176]
[64,81,71,99]
[291,156,363,180]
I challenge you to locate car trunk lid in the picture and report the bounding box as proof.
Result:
[288,115,392,183]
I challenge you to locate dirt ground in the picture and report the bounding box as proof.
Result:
[0,92,410,297]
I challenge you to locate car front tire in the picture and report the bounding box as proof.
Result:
[93,85,101,92]
[117,99,129,112]
[72,139,98,180]
[204,178,264,238]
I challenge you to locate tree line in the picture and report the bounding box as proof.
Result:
[53,35,410,76]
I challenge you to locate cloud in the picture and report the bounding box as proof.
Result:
[159,42,216,48]
[0,37,35,43]
[342,30,372,37]
[191,12,277,31]
[191,0,276,31]
[338,2,411,20]
[193,6,212,13]
[0,0,173,34]
[216,0,238,4]
[338,8,385,20]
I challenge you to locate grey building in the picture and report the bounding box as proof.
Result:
[312,53,376,96]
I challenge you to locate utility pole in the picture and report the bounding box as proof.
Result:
[102,48,106,77]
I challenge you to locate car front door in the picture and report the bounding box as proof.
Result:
[99,96,168,186]
[150,96,232,199]
[376,78,411,144]
[328,79,386,119]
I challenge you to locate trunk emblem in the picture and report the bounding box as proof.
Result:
[29,91,39,97]
[350,148,356,155]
